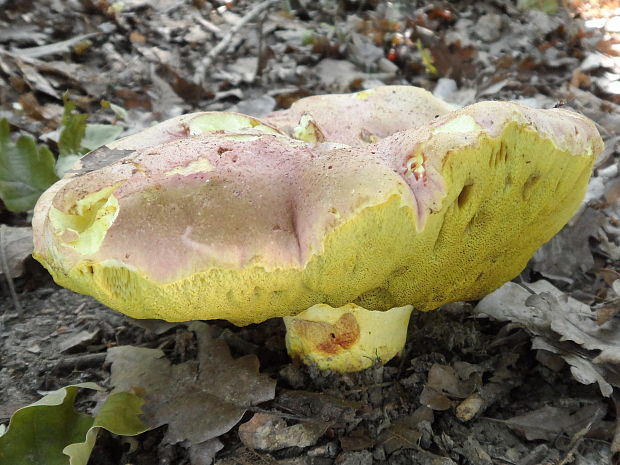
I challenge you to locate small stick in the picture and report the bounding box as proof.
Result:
[195,0,279,81]
[246,406,329,425]
[53,352,107,372]
[456,379,520,422]
[0,224,22,314]
[553,409,600,465]
[9,33,101,59]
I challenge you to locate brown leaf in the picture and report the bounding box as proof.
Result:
[0,226,33,279]
[475,280,620,396]
[428,39,477,82]
[378,407,433,454]
[419,386,452,411]
[188,438,223,465]
[107,322,276,446]
[532,207,606,280]
[501,403,606,441]
[426,363,479,399]
[340,427,375,451]
[68,146,134,176]
[274,390,361,425]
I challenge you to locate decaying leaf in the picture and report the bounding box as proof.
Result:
[500,402,606,441]
[0,383,148,465]
[238,413,326,451]
[340,427,375,452]
[273,390,361,425]
[426,363,480,399]
[0,225,33,279]
[475,280,620,396]
[188,438,224,465]
[532,337,619,397]
[531,207,606,281]
[419,386,453,411]
[67,146,134,176]
[107,322,276,456]
[378,406,434,454]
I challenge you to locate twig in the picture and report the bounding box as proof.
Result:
[195,0,279,81]
[246,406,330,425]
[53,352,108,373]
[10,33,101,58]
[456,379,521,422]
[255,9,268,77]
[516,444,551,465]
[0,224,22,315]
[553,409,600,465]
[344,381,396,393]
[194,15,223,38]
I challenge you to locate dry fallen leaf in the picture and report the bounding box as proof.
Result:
[532,207,606,281]
[475,280,620,396]
[378,406,434,454]
[532,337,618,397]
[273,390,361,425]
[500,403,606,441]
[426,363,480,399]
[0,225,33,279]
[106,322,276,457]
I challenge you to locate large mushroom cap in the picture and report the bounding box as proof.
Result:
[32,87,603,325]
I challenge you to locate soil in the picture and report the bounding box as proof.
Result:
[0,283,613,464]
[1,0,619,464]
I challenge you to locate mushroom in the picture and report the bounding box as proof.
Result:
[32,87,603,372]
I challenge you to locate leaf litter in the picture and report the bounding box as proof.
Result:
[1,0,620,464]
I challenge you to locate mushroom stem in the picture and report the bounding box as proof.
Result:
[283,303,414,372]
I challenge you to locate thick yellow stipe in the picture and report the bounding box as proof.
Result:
[284,303,414,372]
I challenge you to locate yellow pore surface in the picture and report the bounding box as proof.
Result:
[284,303,414,372]
[37,122,594,325]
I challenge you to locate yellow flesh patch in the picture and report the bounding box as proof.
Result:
[49,186,119,256]
[433,114,481,135]
[36,122,594,325]
[165,158,214,176]
[293,113,324,143]
[188,113,281,136]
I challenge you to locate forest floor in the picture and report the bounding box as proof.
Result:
[1,1,620,464]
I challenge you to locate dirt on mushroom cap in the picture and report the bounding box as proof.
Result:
[32,88,603,325]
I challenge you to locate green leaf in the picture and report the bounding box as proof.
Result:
[0,383,99,465]
[101,100,128,120]
[57,97,88,177]
[81,124,123,151]
[517,0,558,13]
[64,392,149,465]
[56,97,123,177]
[0,383,149,465]
[58,98,88,159]
[0,118,59,212]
